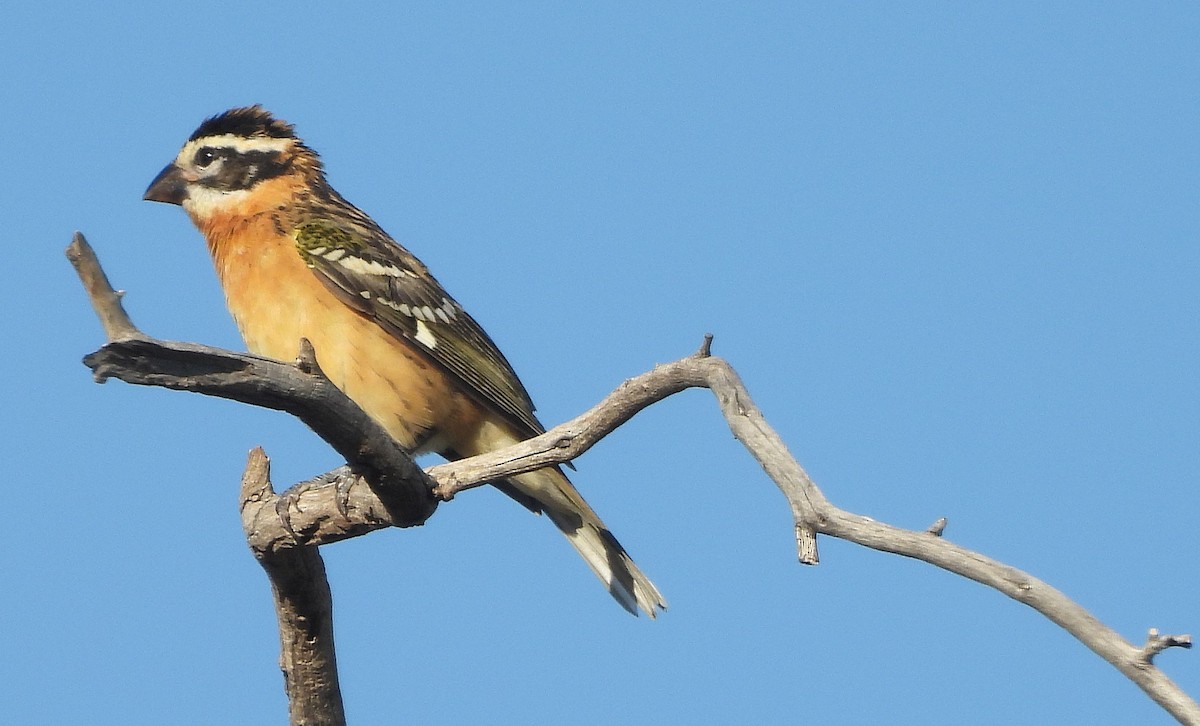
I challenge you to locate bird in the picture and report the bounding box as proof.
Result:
[143,106,665,617]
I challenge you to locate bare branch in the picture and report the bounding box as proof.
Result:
[69,235,1199,724]
[66,232,140,341]
[70,231,436,528]
[429,343,832,566]
[241,449,346,726]
[1142,629,1194,664]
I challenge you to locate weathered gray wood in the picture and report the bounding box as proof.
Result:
[69,233,1199,725]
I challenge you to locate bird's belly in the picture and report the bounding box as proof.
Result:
[213,231,482,453]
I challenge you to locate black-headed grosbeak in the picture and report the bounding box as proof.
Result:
[144,106,665,617]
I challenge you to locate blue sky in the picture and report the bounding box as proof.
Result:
[3,3,1197,723]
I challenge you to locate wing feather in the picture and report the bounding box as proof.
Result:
[293,217,545,438]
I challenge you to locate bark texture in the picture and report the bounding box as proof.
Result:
[69,233,1198,725]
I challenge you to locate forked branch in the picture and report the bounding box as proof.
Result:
[68,233,1199,725]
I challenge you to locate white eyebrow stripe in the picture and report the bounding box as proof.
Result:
[177,134,291,164]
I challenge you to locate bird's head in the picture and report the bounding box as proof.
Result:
[144,105,322,222]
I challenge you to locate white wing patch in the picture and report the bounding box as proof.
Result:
[378,298,410,316]
[336,255,404,277]
[373,293,455,351]
[415,320,437,348]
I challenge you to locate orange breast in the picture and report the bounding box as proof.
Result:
[198,210,484,453]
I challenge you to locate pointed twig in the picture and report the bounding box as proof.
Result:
[65,232,140,342]
[70,234,1200,724]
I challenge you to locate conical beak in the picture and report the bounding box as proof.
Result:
[144,164,187,205]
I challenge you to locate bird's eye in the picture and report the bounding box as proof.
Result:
[194,147,219,169]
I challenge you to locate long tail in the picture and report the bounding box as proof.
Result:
[503,466,666,617]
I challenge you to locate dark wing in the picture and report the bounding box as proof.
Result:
[293,217,545,438]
